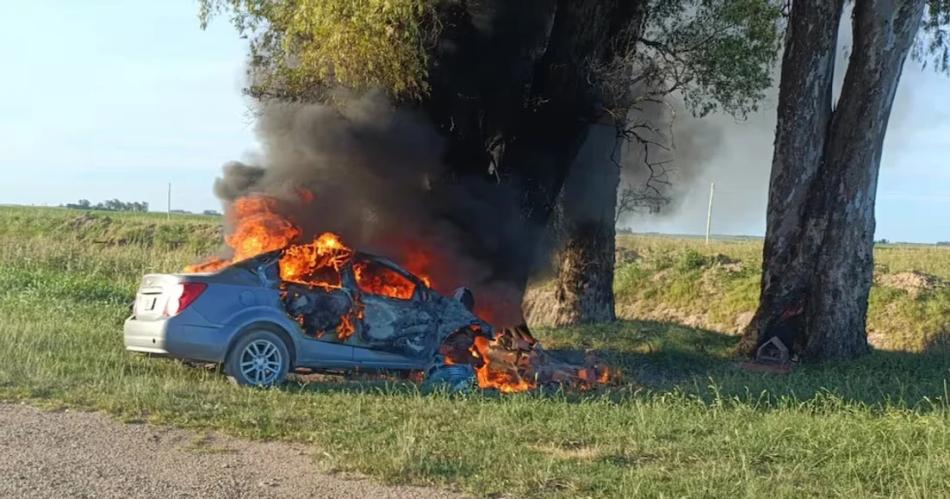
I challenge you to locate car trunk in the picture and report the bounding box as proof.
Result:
[132,274,206,321]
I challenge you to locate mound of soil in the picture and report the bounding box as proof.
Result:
[710,253,744,273]
[876,271,946,297]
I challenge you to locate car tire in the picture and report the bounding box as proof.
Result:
[225,330,290,387]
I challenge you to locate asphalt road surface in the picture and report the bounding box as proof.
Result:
[0,403,464,499]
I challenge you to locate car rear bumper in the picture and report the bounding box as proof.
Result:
[124,316,171,354]
[123,316,229,363]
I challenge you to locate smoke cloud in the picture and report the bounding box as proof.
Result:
[213,92,541,324]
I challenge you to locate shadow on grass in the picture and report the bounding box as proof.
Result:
[259,319,950,412]
[539,319,950,410]
[541,320,736,379]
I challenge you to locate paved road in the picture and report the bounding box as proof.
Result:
[0,403,464,499]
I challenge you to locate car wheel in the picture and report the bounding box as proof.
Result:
[225,330,290,387]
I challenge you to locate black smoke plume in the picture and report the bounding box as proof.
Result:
[213,93,545,324]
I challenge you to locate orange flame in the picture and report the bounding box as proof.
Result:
[279,232,352,289]
[184,196,299,273]
[400,246,433,288]
[471,335,537,393]
[353,260,417,300]
[227,197,300,261]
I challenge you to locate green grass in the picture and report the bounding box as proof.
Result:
[1,206,950,498]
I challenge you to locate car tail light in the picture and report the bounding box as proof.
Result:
[164,282,207,317]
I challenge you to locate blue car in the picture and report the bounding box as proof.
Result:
[124,250,490,387]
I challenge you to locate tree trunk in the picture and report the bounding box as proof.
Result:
[544,0,646,326]
[738,0,844,355]
[742,0,925,360]
[424,0,647,325]
[554,124,622,325]
[802,0,926,359]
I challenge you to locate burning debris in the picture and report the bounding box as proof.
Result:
[185,193,613,393]
[440,324,613,393]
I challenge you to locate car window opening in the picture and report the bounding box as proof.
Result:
[353,260,416,300]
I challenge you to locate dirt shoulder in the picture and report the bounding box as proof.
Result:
[0,402,464,499]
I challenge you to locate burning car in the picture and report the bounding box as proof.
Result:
[125,196,612,392]
[124,232,490,388]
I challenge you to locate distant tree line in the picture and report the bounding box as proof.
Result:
[62,199,222,217]
[64,199,148,212]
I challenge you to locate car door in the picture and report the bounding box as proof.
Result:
[351,257,437,360]
[266,258,355,366]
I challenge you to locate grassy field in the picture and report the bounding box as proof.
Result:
[1,206,949,498]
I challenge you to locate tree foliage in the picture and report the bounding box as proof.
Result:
[914,0,950,72]
[200,0,783,118]
[198,0,439,100]
[631,0,784,118]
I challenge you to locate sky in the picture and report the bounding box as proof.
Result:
[0,1,947,242]
[0,1,256,214]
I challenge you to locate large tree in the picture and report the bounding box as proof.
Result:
[741,0,947,360]
[199,0,781,325]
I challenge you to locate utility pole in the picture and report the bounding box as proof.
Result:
[705,181,715,245]
[167,182,171,220]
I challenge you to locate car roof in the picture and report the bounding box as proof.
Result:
[232,248,426,287]
[353,251,426,286]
